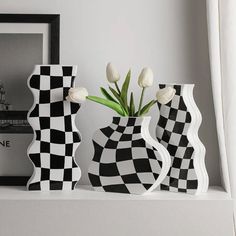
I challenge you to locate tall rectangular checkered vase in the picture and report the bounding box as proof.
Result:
[27,65,81,191]
[156,84,208,194]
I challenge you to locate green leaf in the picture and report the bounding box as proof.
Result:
[109,86,129,115]
[87,96,125,116]
[109,87,124,104]
[120,70,131,110]
[129,92,135,116]
[100,87,118,103]
[139,100,156,116]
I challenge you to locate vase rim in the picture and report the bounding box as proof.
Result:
[112,116,151,126]
[33,64,78,67]
[112,116,151,120]
[159,83,195,87]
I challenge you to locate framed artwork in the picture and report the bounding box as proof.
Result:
[0,14,60,185]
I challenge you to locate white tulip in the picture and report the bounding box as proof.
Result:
[106,62,120,83]
[66,87,88,103]
[156,87,176,104]
[138,67,154,88]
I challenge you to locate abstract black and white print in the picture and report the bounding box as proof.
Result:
[156,84,199,194]
[88,116,170,195]
[27,65,81,190]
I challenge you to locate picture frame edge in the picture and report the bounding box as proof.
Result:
[0,13,60,185]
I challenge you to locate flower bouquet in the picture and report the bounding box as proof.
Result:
[67,63,176,115]
[71,63,174,195]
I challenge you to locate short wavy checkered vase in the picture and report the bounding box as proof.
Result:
[88,116,171,195]
[156,84,209,194]
[27,65,81,191]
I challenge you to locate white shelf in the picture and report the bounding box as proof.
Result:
[0,185,231,201]
[0,186,234,236]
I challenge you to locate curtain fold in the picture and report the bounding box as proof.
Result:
[206,0,231,194]
[207,2,236,230]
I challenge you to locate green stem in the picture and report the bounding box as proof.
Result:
[115,82,121,95]
[138,88,145,116]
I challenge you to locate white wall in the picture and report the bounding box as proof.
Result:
[0,0,221,185]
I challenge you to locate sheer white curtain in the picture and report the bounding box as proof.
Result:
[206,0,236,207]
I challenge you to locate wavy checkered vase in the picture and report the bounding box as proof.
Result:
[88,116,171,195]
[27,65,81,191]
[156,84,209,194]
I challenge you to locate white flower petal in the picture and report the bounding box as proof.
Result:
[138,67,154,88]
[106,62,120,83]
[67,87,88,103]
[156,87,176,104]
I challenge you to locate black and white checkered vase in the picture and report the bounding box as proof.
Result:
[27,65,81,190]
[88,116,171,195]
[156,84,208,194]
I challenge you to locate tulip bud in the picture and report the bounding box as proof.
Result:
[106,62,120,83]
[138,67,154,88]
[156,87,176,105]
[66,87,88,103]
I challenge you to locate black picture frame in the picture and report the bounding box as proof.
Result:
[0,14,60,186]
[0,14,60,64]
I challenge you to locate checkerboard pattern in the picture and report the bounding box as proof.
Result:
[88,117,164,195]
[27,65,81,191]
[156,84,198,194]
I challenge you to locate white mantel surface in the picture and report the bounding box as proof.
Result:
[0,186,233,236]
